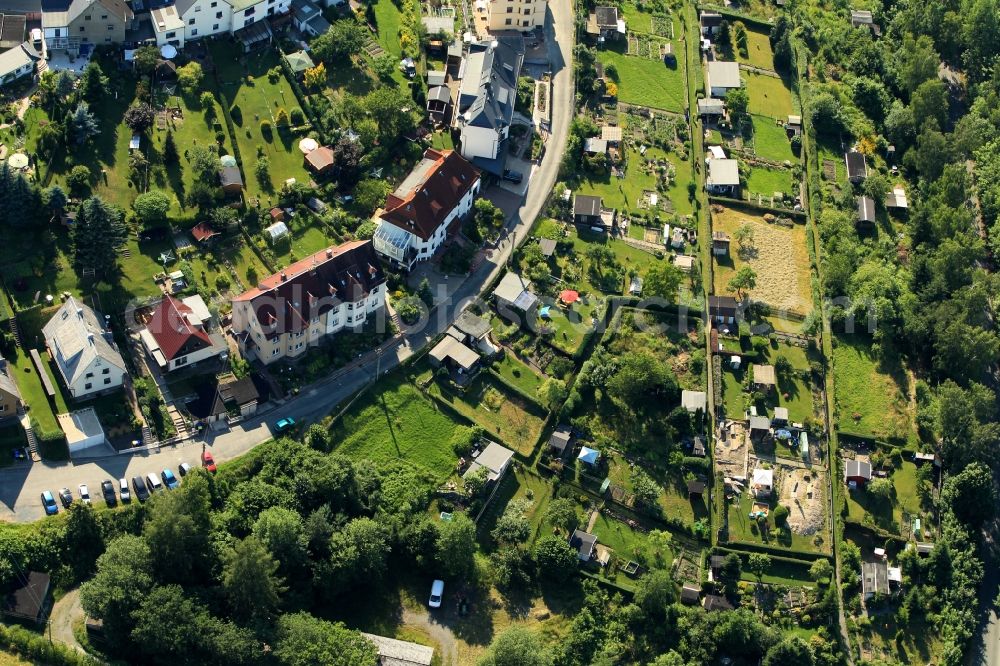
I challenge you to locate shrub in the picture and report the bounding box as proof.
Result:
[290,108,304,125]
[260,120,272,140]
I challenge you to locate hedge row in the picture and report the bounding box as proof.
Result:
[707,195,809,220]
[716,538,830,562]
[276,53,329,145]
[0,623,102,666]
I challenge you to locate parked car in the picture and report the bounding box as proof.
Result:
[41,491,59,515]
[146,473,163,493]
[428,579,445,608]
[274,417,296,433]
[202,450,217,473]
[119,478,131,504]
[78,484,91,505]
[502,169,523,184]
[58,487,73,508]
[101,480,117,507]
[178,462,192,477]
[132,476,150,503]
[161,469,179,490]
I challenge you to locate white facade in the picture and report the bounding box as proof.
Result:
[459,124,506,162]
[183,0,233,41]
[153,0,284,47]
[231,0,291,32]
[373,181,479,269]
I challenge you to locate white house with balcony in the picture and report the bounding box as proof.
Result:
[372,148,481,271]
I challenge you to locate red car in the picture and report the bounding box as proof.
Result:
[201,450,217,473]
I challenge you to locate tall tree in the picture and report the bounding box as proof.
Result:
[222,536,286,623]
[478,627,553,666]
[644,263,685,302]
[80,535,155,648]
[72,196,128,278]
[143,473,213,583]
[252,506,308,578]
[727,266,757,299]
[311,20,367,63]
[274,612,378,666]
[78,62,108,104]
[436,512,477,580]
[67,102,99,146]
[132,190,172,227]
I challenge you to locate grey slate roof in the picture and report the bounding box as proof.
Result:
[453,310,491,339]
[457,34,524,132]
[42,296,126,388]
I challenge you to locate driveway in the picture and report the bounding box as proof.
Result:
[0,0,575,524]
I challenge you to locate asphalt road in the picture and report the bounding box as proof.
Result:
[967,523,1000,666]
[0,0,575,524]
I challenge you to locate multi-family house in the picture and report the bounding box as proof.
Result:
[140,294,227,372]
[0,355,22,422]
[454,34,524,170]
[478,0,545,32]
[150,0,288,49]
[231,240,387,365]
[42,0,133,54]
[372,148,481,271]
[42,296,127,399]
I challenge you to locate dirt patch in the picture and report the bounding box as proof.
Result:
[712,206,812,314]
[715,420,748,479]
[779,467,827,535]
[49,588,85,654]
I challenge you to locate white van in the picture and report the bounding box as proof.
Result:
[145,472,163,492]
[428,580,444,608]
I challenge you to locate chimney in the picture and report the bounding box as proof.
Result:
[87,333,94,344]
[76,307,84,318]
[326,247,334,258]
[280,272,287,281]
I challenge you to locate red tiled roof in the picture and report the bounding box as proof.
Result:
[379,148,480,242]
[191,222,219,242]
[233,240,385,336]
[305,146,335,173]
[269,207,284,220]
[146,296,212,361]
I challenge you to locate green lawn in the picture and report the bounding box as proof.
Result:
[372,0,404,58]
[722,368,745,418]
[739,28,777,71]
[493,353,546,398]
[831,334,915,442]
[329,374,461,481]
[8,347,59,434]
[845,461,934,537]
[426,373,546,456]
[738,554,815,587]
[745,165,795,197]
[268,219,334,267]
[751,114,797,163]
[745,72,795,119]
[590,512,671,588]
[598,48,686,112]
[575,146,693,216]
[209,42,311,201]
[727,491,826,553]
[477,467,554,549]
[601,450,707,525]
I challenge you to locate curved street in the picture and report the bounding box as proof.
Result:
[0,0,575,524]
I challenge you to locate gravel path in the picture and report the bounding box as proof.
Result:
[401,608,459,666]
[49,588,85,654]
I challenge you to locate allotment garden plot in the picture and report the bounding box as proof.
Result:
[745,72,796,119]
[711,205,812,314]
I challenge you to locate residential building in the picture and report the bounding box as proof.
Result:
[703,594,734,612]
[43,0,133,53]
[856,195,876,226]
[708,295,741,325]
[463,441,514,482]
[698,97,726,119]
[0,355,22,421]
[42,296,126,399]
[231,240,386,365]
[699,10,722,36]
[749,415,771,439]
[449,310,495,353]
[570,529,597,561]
[0,40,39,87]
[219,164,244,194]
[1,571,51,625]
[186,373,263,426]
[290,0,328,36]
[687,479,706,497]
[361,633,434,666]
[772,406,788,426]
[428,335,481,377]
[862,559,889,600]
[479,0,545,32]
[845,150,867,183]
[304,145,335,176]
[885,185,908,209]
[230,0,290,38]
[706,158,739,195]
[752,364,776,391]
[712,230,731,256]
[681,389,707,414]
[573,194,603,225]
[548,426,570,454]
[140,295,227,372]
[372,148,481,270]
[426,84,451,124]
[680,583,701,605]
[492,271,537,314]
[844,459,872,487]
[585,5,623,41]
[454,34,524,170]
[707,60,741,98]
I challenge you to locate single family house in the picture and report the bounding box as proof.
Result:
[42,297,126,399]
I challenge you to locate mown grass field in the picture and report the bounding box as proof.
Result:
[751,114,798,163]
[745,165,795,197]
[831,334,915,443]
[330,375,461,481]
[846,461,932,537]
[739,27,777,71]
[745,72,795,119]
[598,48,686,113]
[493,353,546,397]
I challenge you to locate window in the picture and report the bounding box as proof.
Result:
[85,14,91,19]
[195,4,201,9]
[505,18,512,24]
[244,6,254,15]
[85,383,92,390]
[0,404,6,413]
[523,7,530,13]
[522,19,529,24]
[213,22,219,28]
[54,28,60,36]
[506,5,512,11]
[271,348,280,356]
[166,30,176,37]
[267,6,273,13]
[79,26,85,31]
[211,1,217,6]
[85,372,93,379]
[216,11,223,17]
[175,356,187,366]
[189,18,195,24]
[107,24,113,29]
[191,28,198,34]
[103,378,111,385]
[102,368,109,375]
[100,13,107,18]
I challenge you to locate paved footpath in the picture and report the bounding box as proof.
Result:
[0,0,575,524]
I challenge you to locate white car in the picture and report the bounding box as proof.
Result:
[78,484,91,505]
[146,473,163,492]
[119,478,131,503]
[178,462,192,477]
[428,580,444,608]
